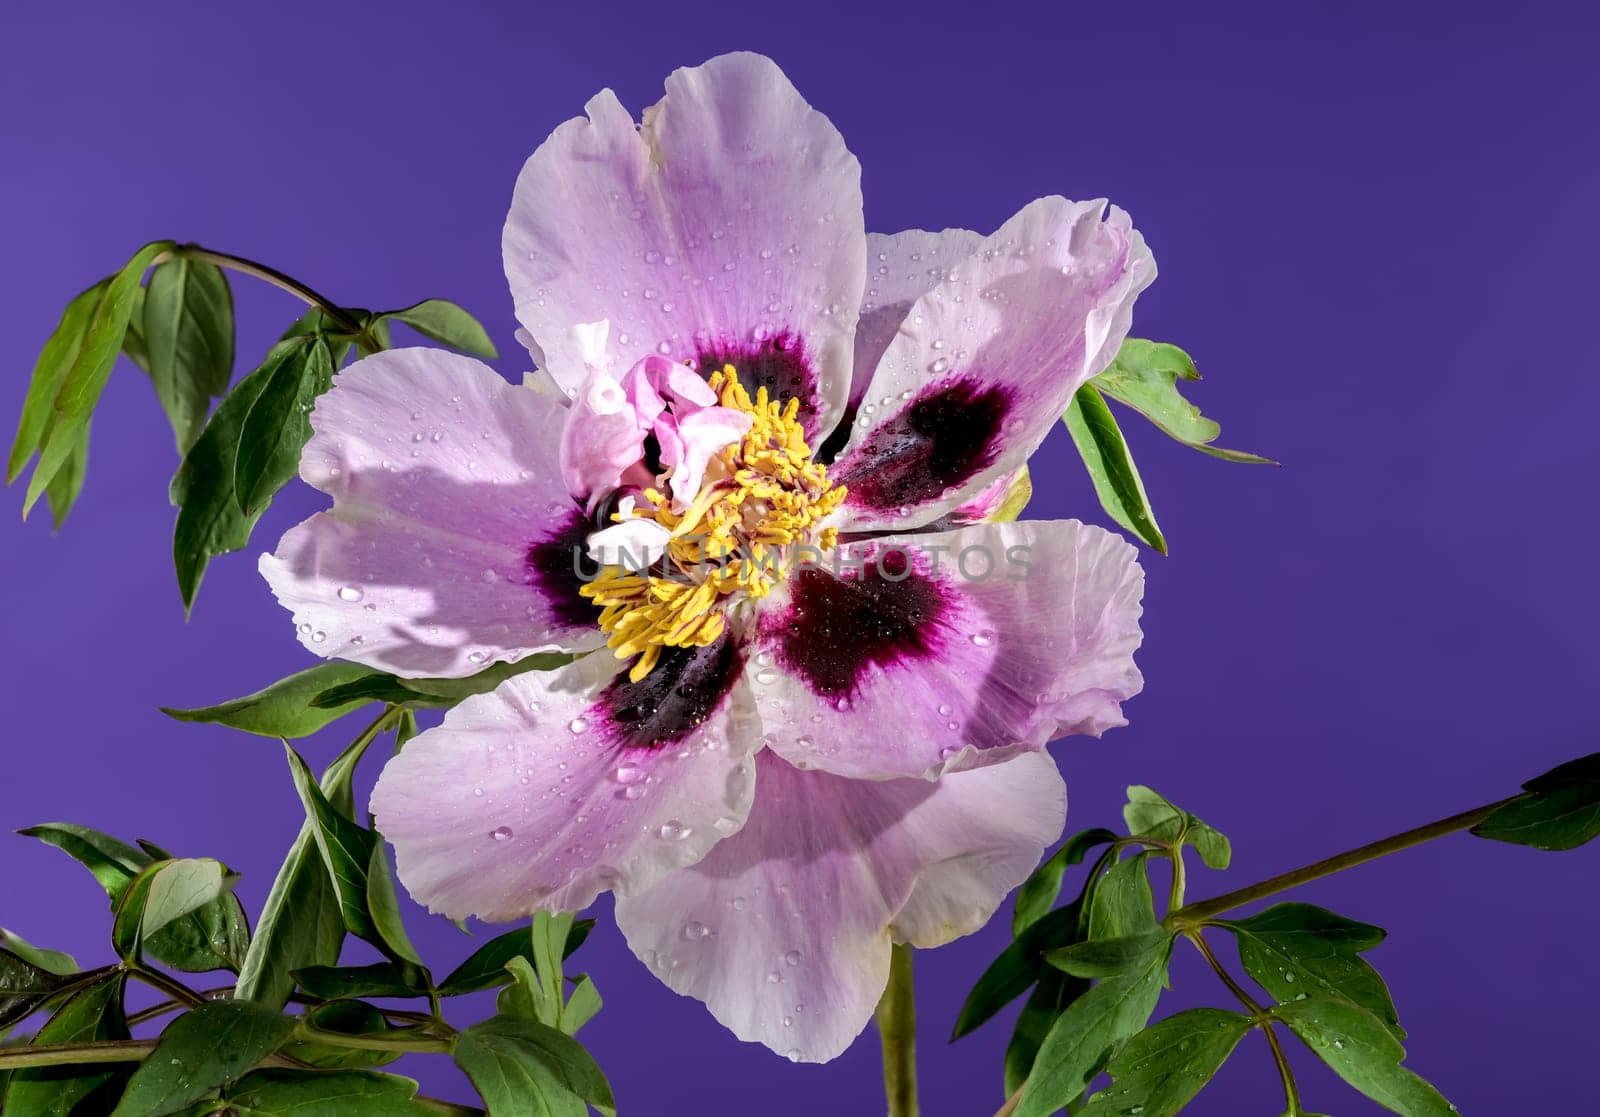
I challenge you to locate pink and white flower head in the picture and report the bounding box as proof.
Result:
[261,52,1152,1062]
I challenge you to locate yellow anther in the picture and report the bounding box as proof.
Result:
[581,364,846,680]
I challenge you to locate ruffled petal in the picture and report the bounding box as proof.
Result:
[750,519,1144,780]
[370,637,759,921]
[502,52,866,441]
[614,750,1064,1062]
[259,349,602,677]
[829,197,1155,531]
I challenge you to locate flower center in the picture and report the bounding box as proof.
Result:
[580,366,846,681]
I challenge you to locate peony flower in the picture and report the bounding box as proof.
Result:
[261,51,1152,1062]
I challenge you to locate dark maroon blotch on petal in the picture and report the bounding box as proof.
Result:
[601,632,745,750]
[833,377,1011,513]
[524,506,599,630]
[696,331,819,431]
[762,562,949,700]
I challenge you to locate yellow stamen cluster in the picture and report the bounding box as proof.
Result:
[580,366,846,681]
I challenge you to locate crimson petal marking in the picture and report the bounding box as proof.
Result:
[614,750,1065,1062]
[831,196,1155,532]
[751,520,1145,780]
[502,52,865,443]
[369,648,760,922]
[259,349,601,678]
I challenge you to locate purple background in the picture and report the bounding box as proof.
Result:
[4,1,1598,1112]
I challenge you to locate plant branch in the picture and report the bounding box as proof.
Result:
[1187,931,1301,1114]
[161,244,379,348]
[295,1021,452,1055]
[877,942,919,1117]
[127,965,206,1008]
[1174,794,1521,924]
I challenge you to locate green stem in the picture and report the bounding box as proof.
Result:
[1174,794,1521,924]
[163,244,379,349]
[1187,931,1301,1113]
[127,964,206,1008]
[876,943,919,1117]
[296,1022,452,1055]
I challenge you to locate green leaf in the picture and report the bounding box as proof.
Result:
[497,956,551,1026]
[278,1001,403,1070]
[1013,937,1173,1117]
[283,744,381,947]
[23,241,175,516]
[562,977,602,1037]
[1091,338,1274,463]
[112,1000,295,1117]
[310,653,577,711]
[222,1068,438,1115]
[454,1016,615,1117]
[43,419,90,529]
[1471,752,1600,850]
[0,929,76,978]
[161,661,385,738]
[111,858,233,963]
[9,279,110,484]
[1086,854,1156,942]
[4,971,130,1116]
[366,840,422,966]
[953,904,1082,1040]
[235,725,394,1008]
[19,825,248,974]
[1080,1007,1254,1117]
[234,335,331,515]
[143,256,235,453]
[380,299,498,359]
[1123,786,1232,869]
[1220,903,1401,1037]
[292,961,430,1000]
[439,920,595,997]
[1272,997,1456,1116]
[1013,828,1118,936]
[1003,971,1086,1097]
[1063,384,1166,553]
[1047,932,1170,979]
[0,947,79,1036]
[171,332,331,611]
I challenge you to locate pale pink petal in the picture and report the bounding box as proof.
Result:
[560,367,647,512]
[829,197,1155,532]
[259,349,602,677]
[663,405,752,506]
[751,520,1144,780]
[502,52,865,440]
[614,750,1064,1062]
[585,515,673,568]
[371,638,760,920]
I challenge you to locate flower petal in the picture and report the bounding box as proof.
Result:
[614,750,1065,1062]
[259,349,603,677]
[370,636,759,921]
[502,52,865,440]
[751,519,1144,780]
[829,197,1155,531]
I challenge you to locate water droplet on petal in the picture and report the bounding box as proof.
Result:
[338,585,364,602]
[490,826,514,841]
[658,819,692,841]
[683,921,710,940]
[569,717,590,734]
[970,630,995,647]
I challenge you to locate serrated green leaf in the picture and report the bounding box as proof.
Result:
[234,335,331,515]
[43,419,89,529]
[292,962,429,1000]
[439,920,595,997]
[9,279,110,483]
[454,1016,615,1117]
[278,1001,403,1070]
[0,930,76,978]
[223,1068,437,1115]
[1013,938,1172,1117]
[1013,828,1118,936]
[1220,903,1401,1037]
[1472,752,1600,850]
[1091,338,1274,464]
[1087,854,1156,942]
[143,256,235,453]
[236,721,395,1008]
[1047,931,1170,979]
[1080,1007,1253,1117]
[1273,997,1455,1116]
[283,744,383,948]
[111,859,233,963]
[112,1000,295,1117]
[380,299,498,359]
[24,241,175,516]
[1064,383,1165,553]
[4,971,130,1116]
[161,661,384,738]
[953,904,1082,1040]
